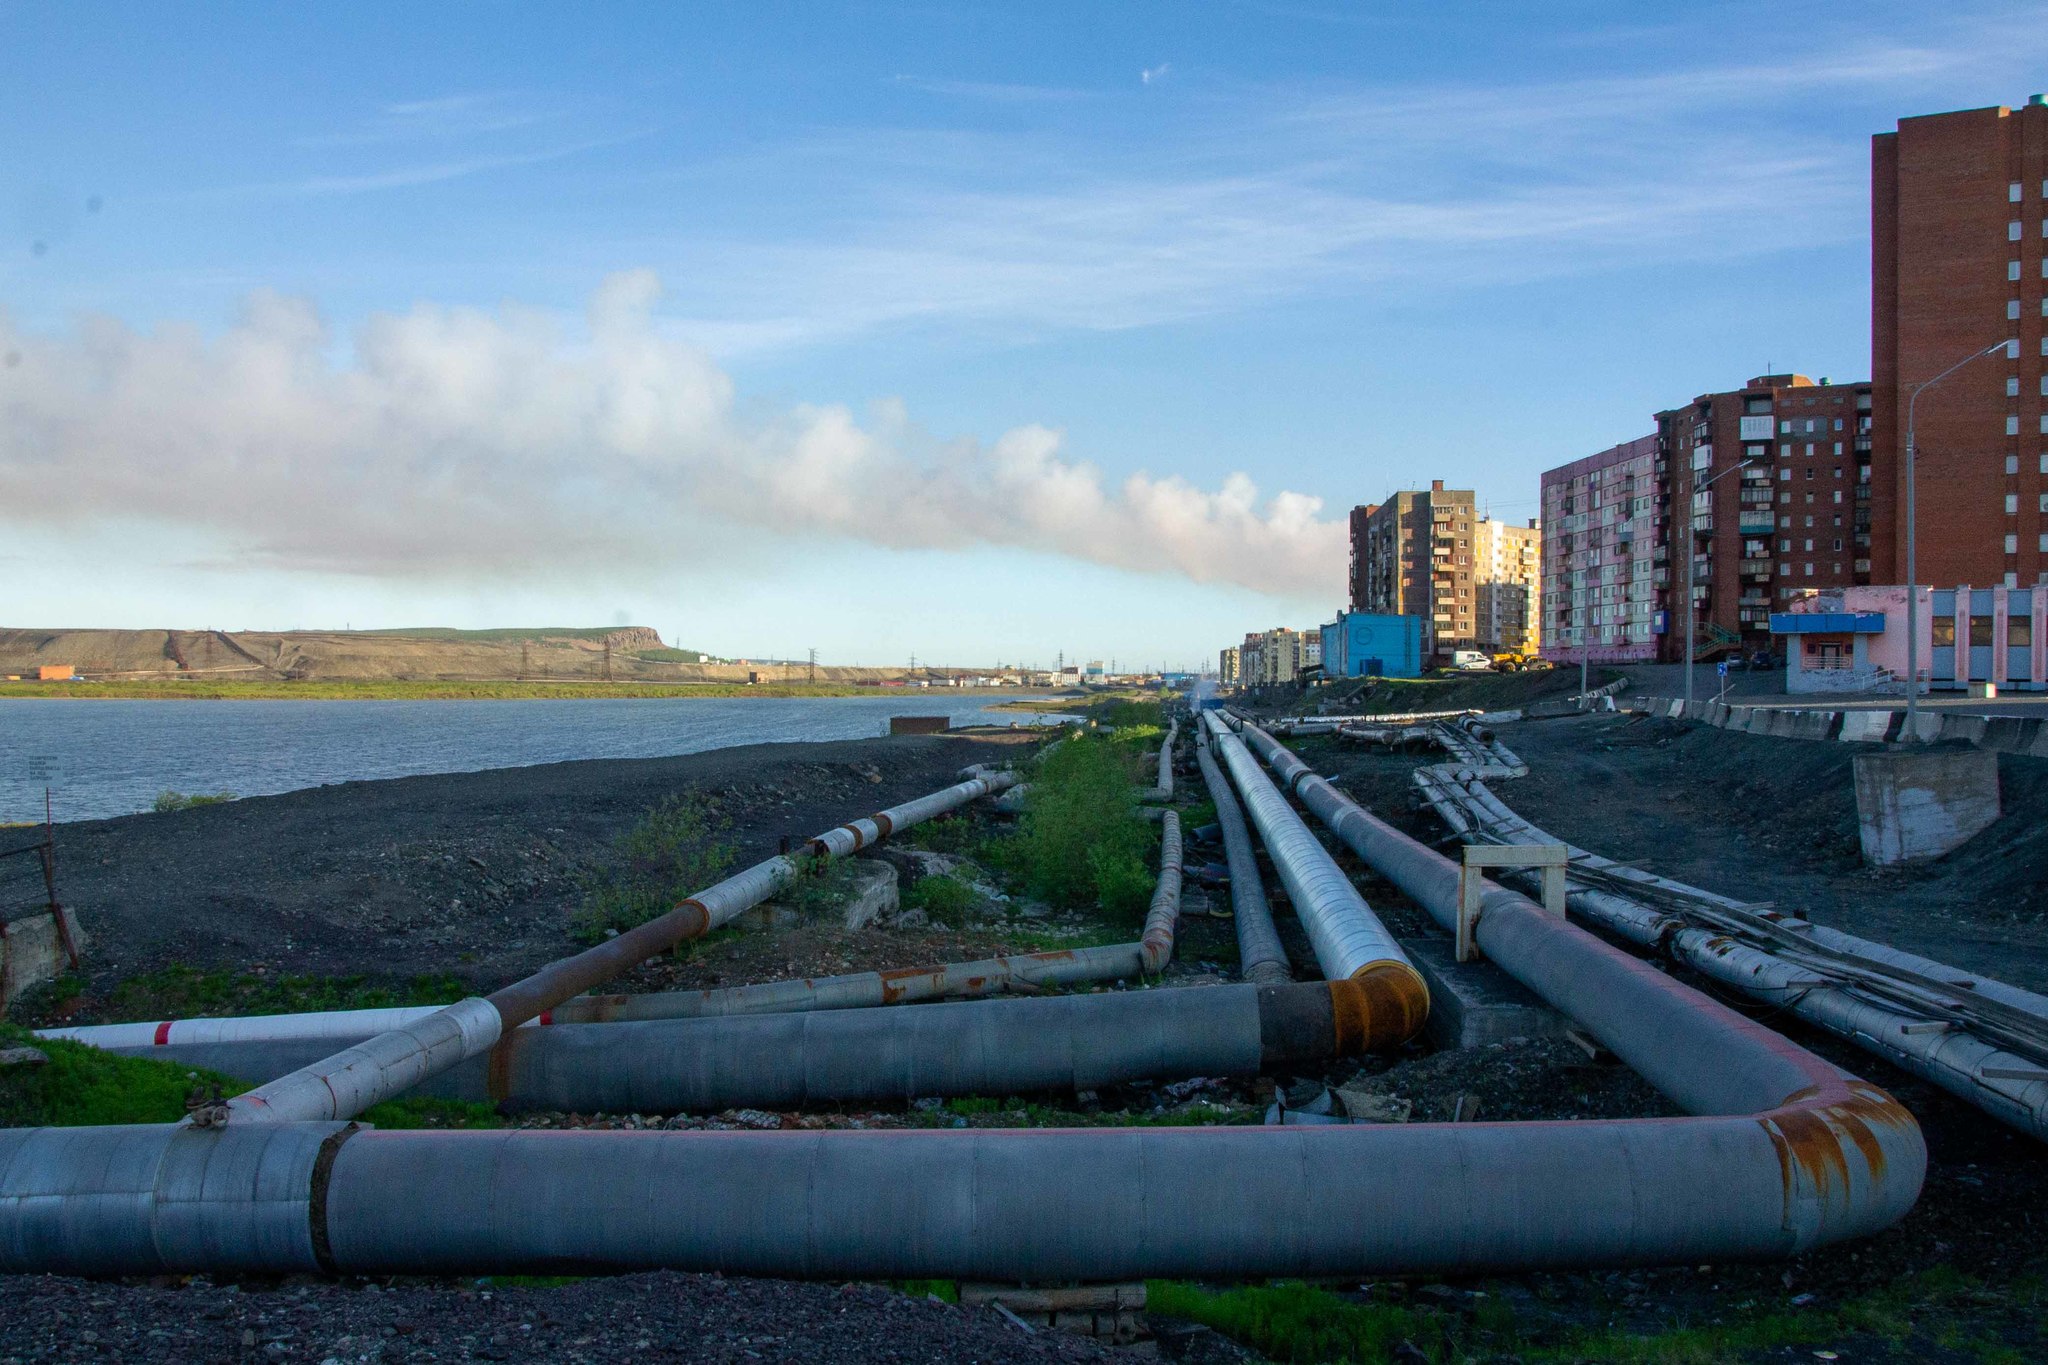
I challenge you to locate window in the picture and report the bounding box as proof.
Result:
[2040,454,2047,474]
[1804,563,1814,576]
[2011,377,2023,397]
[2012,415,2024,435]
[1780,539,1791,552]
[1833,490,1843,504]
[1974,616,1996,646]
[1779,421,1791,435]
[2008,494,2020,514]
[1805,493,1815,504]
[1833,418,1843,431]
[2012,261,2024,281]
[2006,534,2020,555]
[2013,617,2033,647]
[2009,455,2021,474]
[1805,468,1815,480]
[2014,182,2026,203]
[1832,538,1843,551]
[2039,493,2048,513]
[1779,467,1791,481]
[1833,441,1843,455]
[1933,618,1955,648]
[2014,220,2026,240]
[1834,467,1843,479]
[2010,300,2023,320]
[1780,491,1791,504]
[1805,443,1815,457]
[1804,515,1814,527]
[1804,538,1814,551]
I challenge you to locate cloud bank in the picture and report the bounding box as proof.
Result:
[0,273,1344,596]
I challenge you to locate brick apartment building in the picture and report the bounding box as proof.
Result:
[1473,517,1542,652]
[1350,481,1479,659]
[1658,375,1876,659]
[1540,435,1661,663]
[1872,97,2048,589]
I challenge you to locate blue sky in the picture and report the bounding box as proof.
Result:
[4,1,2046,668]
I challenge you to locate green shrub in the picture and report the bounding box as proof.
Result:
[151,790,236,812]
[1100,699,1165,729]
[1012,735,1155,919]
[576,794,737,942]
[904,873,979,926]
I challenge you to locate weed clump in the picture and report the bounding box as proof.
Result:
[576,794,737,942]
[1001,734,1155,920]
[903,873,979,926]
[151,790,236,812]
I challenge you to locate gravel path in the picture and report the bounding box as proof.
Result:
[0,1271,1113,1364]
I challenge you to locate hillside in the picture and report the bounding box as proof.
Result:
[0,627,944,686]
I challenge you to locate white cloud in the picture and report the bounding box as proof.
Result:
[1141,63,1172,85]
[0,275,1345,597]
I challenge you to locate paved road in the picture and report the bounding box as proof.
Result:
[1615,662,2048,717]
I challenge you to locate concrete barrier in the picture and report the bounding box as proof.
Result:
[1839,711,1892,743]
[1938,714,1990,747]
[1852,748,2002,865]
[0,910,85,1011]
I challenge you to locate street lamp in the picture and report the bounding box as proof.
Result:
[1904,338,2014,737]
[1683,457,1760,705]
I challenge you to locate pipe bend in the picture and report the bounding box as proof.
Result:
[1336,961,1431,1053]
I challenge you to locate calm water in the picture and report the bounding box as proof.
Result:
[0,695,1067,823]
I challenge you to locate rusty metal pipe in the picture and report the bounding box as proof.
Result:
[217,769,1019,1125]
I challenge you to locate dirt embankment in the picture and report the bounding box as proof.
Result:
[0,626,990,685]
[40,732,1033,991]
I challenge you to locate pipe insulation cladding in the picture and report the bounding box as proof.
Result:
[1195,737,1292,985]
[102,981,1392,1113]
[216,768,1020,1126]
[1201,713,1428,1047]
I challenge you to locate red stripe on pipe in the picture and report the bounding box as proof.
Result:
[154,1021,173,1046]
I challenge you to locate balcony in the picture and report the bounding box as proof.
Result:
[1737,513,1777,535]
[1739,558,1773,579]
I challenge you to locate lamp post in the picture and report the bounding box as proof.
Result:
[1904,338,2014,738]
[1683,457,1759,705]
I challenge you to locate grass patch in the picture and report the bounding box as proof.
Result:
[0,1020,502,1130]
[98,964,470,1025]
[1149,1281,1451,1363]
[151,789,236,812]
[903,873,979,927]
[777,856,863,917]
[575,794,737,942]
[994,734,1155,920]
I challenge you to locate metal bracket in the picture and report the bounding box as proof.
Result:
[1458,843,1568,963]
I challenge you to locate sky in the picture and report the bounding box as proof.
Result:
[5,1,2047,669]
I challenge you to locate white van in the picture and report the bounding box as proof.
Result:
[1449,649,1492,671]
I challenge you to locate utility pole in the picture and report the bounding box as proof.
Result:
[602,640,613,683]
[808,647,817,686]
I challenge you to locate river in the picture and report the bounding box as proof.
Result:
[0,695,1067,823]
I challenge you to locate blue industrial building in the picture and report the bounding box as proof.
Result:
[1318,612,1424,679]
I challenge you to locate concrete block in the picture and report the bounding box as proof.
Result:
[1399,936,1566,1049]
[1666,699,1684,719]
[1705,702,1732,728]
[1838,711,1891,743]
[1852,748,2001,866]
[1898,710,1944,744]
[1790,711,1841,741]
[838,860,901,930]
[0,909,85,1011]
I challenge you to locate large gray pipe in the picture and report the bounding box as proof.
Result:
[218,769,1019,1125]
[1416,766,2048,1144]
[1195,737,1291,985]
[103,980,1384,1113]
[1201,714,1427,1048]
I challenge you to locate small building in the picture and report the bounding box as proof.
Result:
[36,665,76,682]
[1772,584,2048,694]
[1318,612,1423,680]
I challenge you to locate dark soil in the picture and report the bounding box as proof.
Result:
[0,1270,1111,1364]
[41,733,1038,991]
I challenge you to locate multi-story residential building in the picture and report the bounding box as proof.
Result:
[1218,646,1240,686]
[1540,435,1662,663]
[1872,98,2048,591]
[1473,517,1543,653]
[1350,481,1478,660]
[1657,375,1875,660]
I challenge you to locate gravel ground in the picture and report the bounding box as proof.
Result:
[39,732,1037,991]
[0,1271,1115,1364]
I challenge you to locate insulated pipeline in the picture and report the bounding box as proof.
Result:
[1195,738,1291,985]
[1201,714,1426,1046]
[107,981,1385,1113]
[216,769,1019,1125]
[1139,811,1183,973]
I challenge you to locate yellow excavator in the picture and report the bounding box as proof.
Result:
[1490,645,1552,672]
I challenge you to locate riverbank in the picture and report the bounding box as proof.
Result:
[0,678,1033,701]
[24,730,1036,989]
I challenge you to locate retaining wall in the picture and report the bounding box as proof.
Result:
[1615,694,2048,757]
